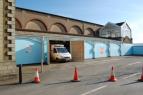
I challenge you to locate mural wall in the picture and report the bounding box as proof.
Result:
[84,41,133,59]
[16,37,142,64]
[16,37,42,64]
[132,44,143,55]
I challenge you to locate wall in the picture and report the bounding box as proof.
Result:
[16,8,102,36]
[84,41,133,59]
[95,42,109,58]
[132,44,143,55]
[15,35,140,64]
[0,0,17,81]
[16,37,42,64]
[109,43,120,56]
[121,43,133,56]
[0,0,4,61]
[84,41,109,59]
[84,41,94,59]
[16,36,49,65]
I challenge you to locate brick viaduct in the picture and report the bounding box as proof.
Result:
[15,7,103,37]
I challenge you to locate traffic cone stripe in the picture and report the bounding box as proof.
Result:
[138,65,143,82]
[108,66,117,82]
[34,68,40,83]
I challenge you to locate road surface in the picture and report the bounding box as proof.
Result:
[0,56,143,95]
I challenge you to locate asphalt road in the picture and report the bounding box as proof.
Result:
[0,56,143,95]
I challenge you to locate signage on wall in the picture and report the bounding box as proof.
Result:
[25,45,32,53]
[99,48,104,55]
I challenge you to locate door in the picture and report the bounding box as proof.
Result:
[70,41,84,62]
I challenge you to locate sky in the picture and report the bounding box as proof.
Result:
[16,0,143,43]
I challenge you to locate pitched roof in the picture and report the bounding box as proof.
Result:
[116,22,125,26]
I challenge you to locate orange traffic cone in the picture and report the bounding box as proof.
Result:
[71,67,80,82]
[34,68,40,83]
[108,66,117,82]
[138,65,143,82]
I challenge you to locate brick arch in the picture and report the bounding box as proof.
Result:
[25,19,47,31]
[50,23,67,33]
[15,18,22,29]
[123,36,131,43]
[84,28,94,36]
[69,25,83,35]
[95,28,100,37]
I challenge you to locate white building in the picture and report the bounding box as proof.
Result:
[99,22,132,43]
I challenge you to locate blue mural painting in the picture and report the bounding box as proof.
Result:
[16,37,43,65]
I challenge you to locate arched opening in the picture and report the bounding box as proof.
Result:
[84,28,94,36]
[95,29,100,37]
[50,23,67,33]
[25,19,47,31]
[123,36,131,43]
[15,18,22,29]
[69,26,82,35]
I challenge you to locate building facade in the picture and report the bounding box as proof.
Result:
[99,22,132,43]
[15,7,133,65]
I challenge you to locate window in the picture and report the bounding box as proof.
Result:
[56,48,68,53]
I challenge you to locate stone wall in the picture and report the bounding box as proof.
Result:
[0,62,17,81]
[0,0,4,61]
[0,0,17,81]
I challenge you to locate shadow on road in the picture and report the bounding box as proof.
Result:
[120,81,140,86]
[86,80,108,85]
[0,81,34,86]
[44,80,75,86]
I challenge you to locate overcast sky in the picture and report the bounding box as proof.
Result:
[16,0,143,43]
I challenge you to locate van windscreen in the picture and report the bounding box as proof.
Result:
[56,48,68,53]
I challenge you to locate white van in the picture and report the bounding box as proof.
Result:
[50,44,72,62]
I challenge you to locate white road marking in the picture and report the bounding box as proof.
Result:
[103,60,110,62]
[122,73,140,79]
[111,59,120,61]
[106,58,120,61]
[127,62,141,66]
[84,58,122,65]
[81,85,107,95]
[84,60,109,64]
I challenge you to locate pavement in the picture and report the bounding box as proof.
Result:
[0,56,143,95]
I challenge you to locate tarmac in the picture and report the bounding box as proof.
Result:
[0,63,60,85]
[0,56,141,85]
[0,57,111,85]
[1,56,143,95]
